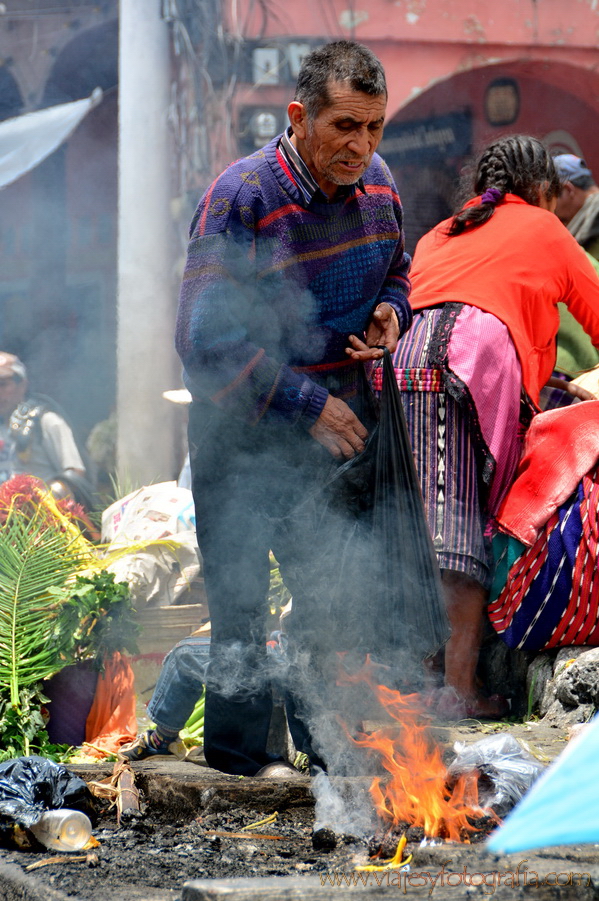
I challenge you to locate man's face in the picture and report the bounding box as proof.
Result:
[554,181,585,224]
[0,376,26,420]
[289,82,387,198]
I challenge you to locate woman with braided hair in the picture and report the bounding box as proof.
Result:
[384,134,599,719]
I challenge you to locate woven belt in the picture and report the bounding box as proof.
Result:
[372,366,443,392]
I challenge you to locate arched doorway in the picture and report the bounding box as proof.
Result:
[383,59,599,254]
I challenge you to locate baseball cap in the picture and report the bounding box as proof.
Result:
[553,153,594,186]
[0,352,27,381]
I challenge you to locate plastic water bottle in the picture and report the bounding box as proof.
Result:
[29,809,92,851]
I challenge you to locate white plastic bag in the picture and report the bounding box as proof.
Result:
[447,733,546,816]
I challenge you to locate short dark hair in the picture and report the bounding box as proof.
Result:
[448,134,561,236]
[569,173,595,191]
[294,40,387,121]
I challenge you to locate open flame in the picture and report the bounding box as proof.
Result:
[342,660,489,844]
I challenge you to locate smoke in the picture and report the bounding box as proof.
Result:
[284,637,424,837]
[205,639,285,702]
[312,769,374,837]
[1,94,119,446]
[190,391,434,836]
[181,229,444,837]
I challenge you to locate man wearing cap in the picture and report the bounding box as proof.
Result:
[0,351,87,492]
[554,154,599,260]
[539,154,599,401]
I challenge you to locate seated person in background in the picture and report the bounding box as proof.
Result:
[540,154,599,409]
[120,626,289,763]
[86,411,116,503]
[553,153,599,259]
[0,352,93,509]
[120,634,210,760]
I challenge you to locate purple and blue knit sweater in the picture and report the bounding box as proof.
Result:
[176,134,412,427]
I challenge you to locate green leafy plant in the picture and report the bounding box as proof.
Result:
[0,503,90,757]
[0,688,70,762]
[50,571,139,670]
[0,504,89,707]
[0,481,138,757]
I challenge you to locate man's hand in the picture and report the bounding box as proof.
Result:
[345,302,400,361]
[309,394,368,460]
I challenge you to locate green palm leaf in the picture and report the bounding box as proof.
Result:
[0,505,87,707]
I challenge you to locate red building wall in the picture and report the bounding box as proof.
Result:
[2,1,599,438]
[221,0,599,251]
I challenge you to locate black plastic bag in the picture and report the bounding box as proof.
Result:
[326,349,450,664]
[0,756,97,830]
[372,347,450,659]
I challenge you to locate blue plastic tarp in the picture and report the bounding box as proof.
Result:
[487,715,599,853]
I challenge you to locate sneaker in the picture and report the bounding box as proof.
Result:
[119,730,174,761]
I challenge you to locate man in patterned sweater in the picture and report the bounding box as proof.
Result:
[170,41,411,777]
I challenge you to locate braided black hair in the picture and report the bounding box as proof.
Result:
[447,135,561,236]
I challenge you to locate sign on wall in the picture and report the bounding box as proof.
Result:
[380,110,473,165]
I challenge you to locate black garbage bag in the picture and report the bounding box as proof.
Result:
[0,756,97,830]
[325,348,450,665]
[372,347,450,659]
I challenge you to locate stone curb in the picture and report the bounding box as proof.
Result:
[0,858,73,901]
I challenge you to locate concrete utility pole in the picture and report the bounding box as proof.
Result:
[117,0,177,485]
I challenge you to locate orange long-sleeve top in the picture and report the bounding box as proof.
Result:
[409,194,599,405]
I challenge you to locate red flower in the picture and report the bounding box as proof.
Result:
[0,474,86,530]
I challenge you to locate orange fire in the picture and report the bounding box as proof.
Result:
[342,661,488,843]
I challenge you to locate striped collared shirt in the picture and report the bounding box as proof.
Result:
[278,127,366,205]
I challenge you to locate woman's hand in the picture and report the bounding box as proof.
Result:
[545,375,596,402]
